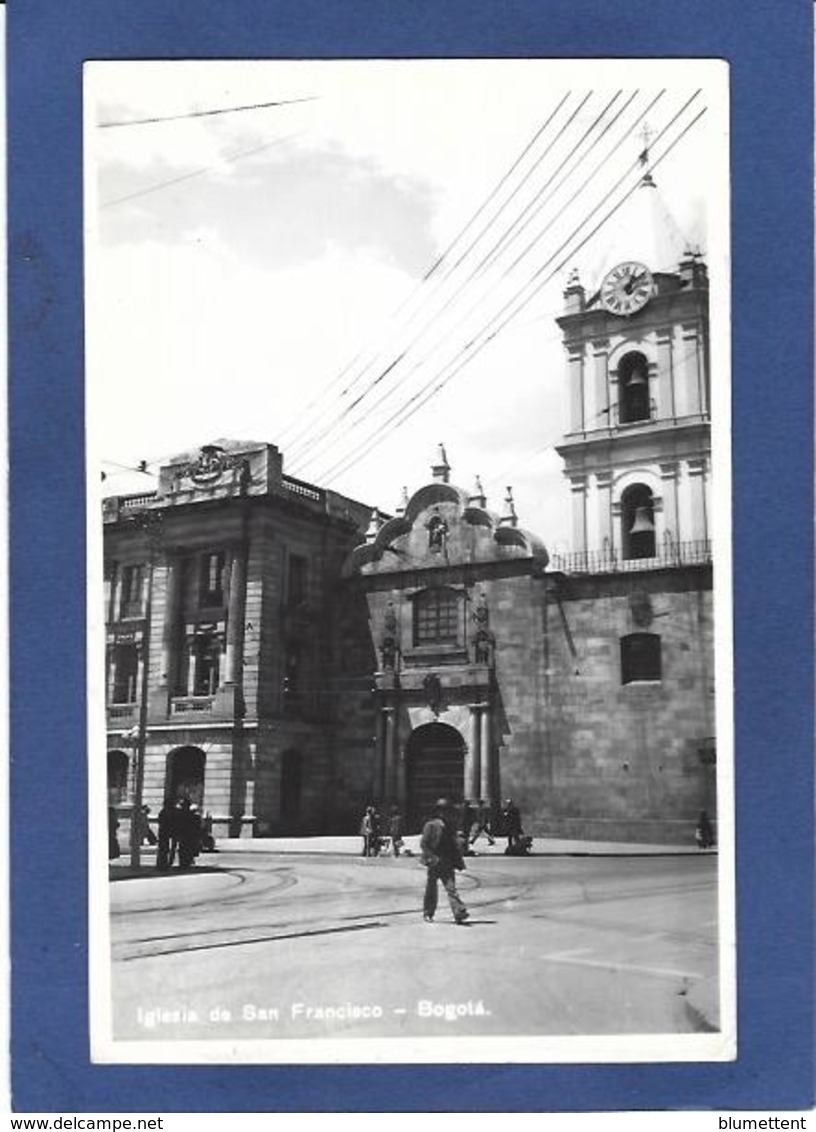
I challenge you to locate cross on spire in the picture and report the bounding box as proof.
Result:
[639,121,654,161]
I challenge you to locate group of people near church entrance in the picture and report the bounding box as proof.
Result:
[359,805,405,857]
[359,798,528,861]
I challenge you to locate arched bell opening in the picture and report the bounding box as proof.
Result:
[618,351,651,424]
[621,483,656,560]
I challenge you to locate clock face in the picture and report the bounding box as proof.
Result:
[600,261,654,316]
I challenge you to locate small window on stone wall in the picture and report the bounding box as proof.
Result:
[413,587,460,647]
[621,632,662,683]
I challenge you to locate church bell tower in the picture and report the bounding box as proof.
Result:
[554,146,711,568]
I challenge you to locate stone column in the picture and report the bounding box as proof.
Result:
[104,564,116,624]
[465,706,482,802]
[186,636,198,696]
[135,639,146,707]
[383,707,397,802]
[480,706,492,805]
[105,643,116,705]
[681,322,704,416]
[566,344,585,432]
[396,740,407,811]
[591,338,610,429]
[569,475,588,556]
[109,563,121,621]
[224,544,248,685]
[659,462,680,551]
[687,458,709,542]
[374,709,386,801]
[655,328,674,420]
[157,558,180,688]
[595,471,613,558]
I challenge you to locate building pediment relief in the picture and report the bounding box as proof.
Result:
[344,478,548,577]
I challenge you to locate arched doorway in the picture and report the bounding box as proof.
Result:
[107,749,130,805]
[406,723,465,831]
[167,746,206,806]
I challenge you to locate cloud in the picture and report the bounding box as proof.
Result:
[97,139,440,276]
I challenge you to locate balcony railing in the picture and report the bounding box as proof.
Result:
[108,704,137,723]
[549,539,712,576]
[282,475,324,504]
[171,696,215,714]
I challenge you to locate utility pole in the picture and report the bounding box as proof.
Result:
[130,509,163,869]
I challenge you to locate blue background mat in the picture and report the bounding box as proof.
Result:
[8,0,814,1112]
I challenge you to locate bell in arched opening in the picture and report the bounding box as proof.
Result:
[629,505,655,535]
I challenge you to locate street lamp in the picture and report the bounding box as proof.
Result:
[130,509,163,869]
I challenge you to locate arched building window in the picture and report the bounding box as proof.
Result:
[618,351,651,424]
[621,633,662,683]
[107,749,130,804]
[621,483,656,560]
[168,746,206,806]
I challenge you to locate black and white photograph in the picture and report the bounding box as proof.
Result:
[86,58,733,1064]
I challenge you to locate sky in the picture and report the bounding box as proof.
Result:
[85,59,727,551]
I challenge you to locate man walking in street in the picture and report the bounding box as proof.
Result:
[420,798,469,924]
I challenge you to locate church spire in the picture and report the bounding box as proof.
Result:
[431,443,451,484]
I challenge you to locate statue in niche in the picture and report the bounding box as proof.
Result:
[425,508,449,553]
[381,636,397,670]
[423,673,443,717]
[380,603,399,670]
[472,591,493,665]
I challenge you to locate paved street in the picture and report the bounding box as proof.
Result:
[109,849,719,1042]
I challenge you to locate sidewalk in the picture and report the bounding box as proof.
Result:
[215,834,710,856]
[109,833,713,879]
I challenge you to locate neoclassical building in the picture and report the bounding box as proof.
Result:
[104,440,373,838]
[104,160,716,843]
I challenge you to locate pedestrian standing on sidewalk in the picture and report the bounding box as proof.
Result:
[176,799,201,869]
[460,799,476,854]
[360,805,376,857]
[470,798,495,847]
[502,798,523,854]
[108,806,121,860]
[135,804,158,847]
[156,797,177,871]
[695,810,715,849]
[420,798,469,924]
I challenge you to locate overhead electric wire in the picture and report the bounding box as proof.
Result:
[310,102,707,487]
[319,105,707,487]
[275,91,576,452]
[289,89,666,471]
[470,89,653,280]
[284,91,593,461]
[292,90,678,477]
[98,95,318,129]
[286,91,612,465]
[479,339,706,499]
[100,130,302,209]
[293,91,637,459]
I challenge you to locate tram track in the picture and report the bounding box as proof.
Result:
[110,860,534,962]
